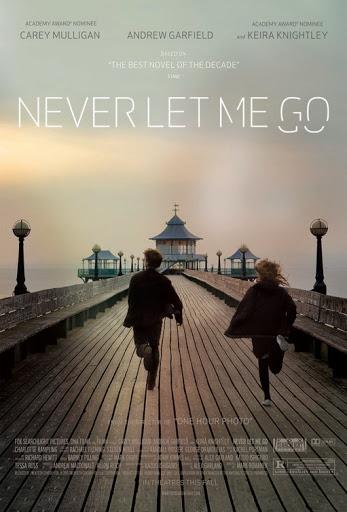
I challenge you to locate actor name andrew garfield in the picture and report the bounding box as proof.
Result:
[127,30,213,39]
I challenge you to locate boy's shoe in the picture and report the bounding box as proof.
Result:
[262,399,272,407]
[136,343,147,358]
[276,335,289,352]
[143,345,153,371]
[147,371,156,390]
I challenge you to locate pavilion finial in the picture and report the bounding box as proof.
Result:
[173,203,179,215]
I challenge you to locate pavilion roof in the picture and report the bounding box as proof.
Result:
[227,249,259,260]
[150,214,202,241]
[83,250,119,261]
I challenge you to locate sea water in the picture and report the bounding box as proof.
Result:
[0,267,81,299]
[0,264,345,300]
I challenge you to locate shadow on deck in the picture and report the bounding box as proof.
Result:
[0,276,346,512]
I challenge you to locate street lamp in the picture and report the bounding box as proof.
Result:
[118,250,124,276]
[136,256,140,271]
[92,244,101,281]
[142,257,145,270]
[310,219,328,294]
[204,253,208,272]
[12,219,31,295]
[216,250,222,275]
[239,244,248,279]
[130,254,134,272]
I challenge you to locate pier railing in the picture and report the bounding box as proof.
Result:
[184,271,252,302]
[0,274,132,332]
[183,270,347,377]
[183,270,347,332]
[78,268,119,279]
[210,268,257,278]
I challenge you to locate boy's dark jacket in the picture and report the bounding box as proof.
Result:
[224,280,297,338]
[123,269,183,328]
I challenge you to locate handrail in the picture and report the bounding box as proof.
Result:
[184,270,347,333]
[0,274,132,332]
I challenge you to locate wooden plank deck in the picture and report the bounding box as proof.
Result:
[0,276,346,512]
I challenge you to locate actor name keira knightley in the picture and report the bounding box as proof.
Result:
[17,96,330,133]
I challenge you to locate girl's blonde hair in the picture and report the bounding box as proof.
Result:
[255,259,289,286]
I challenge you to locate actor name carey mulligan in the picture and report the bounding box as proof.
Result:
[17,96,330,133]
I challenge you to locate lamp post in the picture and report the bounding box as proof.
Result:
[92,244,101,281]
[310,219,328,294]
[130,254,134,272]
[204,253,208,272]
[240,244,248,279]
[13,219,31,295]
[223,258,226,275]
[124,258,127,274]
[118,251,124,276]
[142,257,145,270]
[216,250,222,275]
[136,256,140,271]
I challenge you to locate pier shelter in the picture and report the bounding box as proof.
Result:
[150,206,205,271]
[78,249,119,282]
[226,245,259,279]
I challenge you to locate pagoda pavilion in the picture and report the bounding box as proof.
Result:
[78,249,119,282]
[150,205,205,271]
[226,244,259,279]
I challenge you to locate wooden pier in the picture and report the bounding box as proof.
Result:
[0,276,346,511]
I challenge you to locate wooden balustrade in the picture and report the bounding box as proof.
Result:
[0,275,132,332]
[184,270,347,334]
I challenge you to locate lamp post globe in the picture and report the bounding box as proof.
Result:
[13,219,31,238]
[12,219,31,295]
[310,219,328,294]
[92,244,101,281]
[216,250,222,275]
[117,251,124,276]
[310,219,328,237]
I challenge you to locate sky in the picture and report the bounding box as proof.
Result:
[0,1,346,293]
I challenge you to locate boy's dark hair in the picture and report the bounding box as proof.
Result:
[144,248,163,269]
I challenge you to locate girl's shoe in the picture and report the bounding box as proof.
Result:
[262,399,272,407]
[276,335,289,352]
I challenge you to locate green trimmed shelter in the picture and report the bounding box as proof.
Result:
[78,250,119,282]
[150,206,205,271]
[226,245,259,279]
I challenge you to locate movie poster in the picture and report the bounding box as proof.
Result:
[0,1,346,511]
